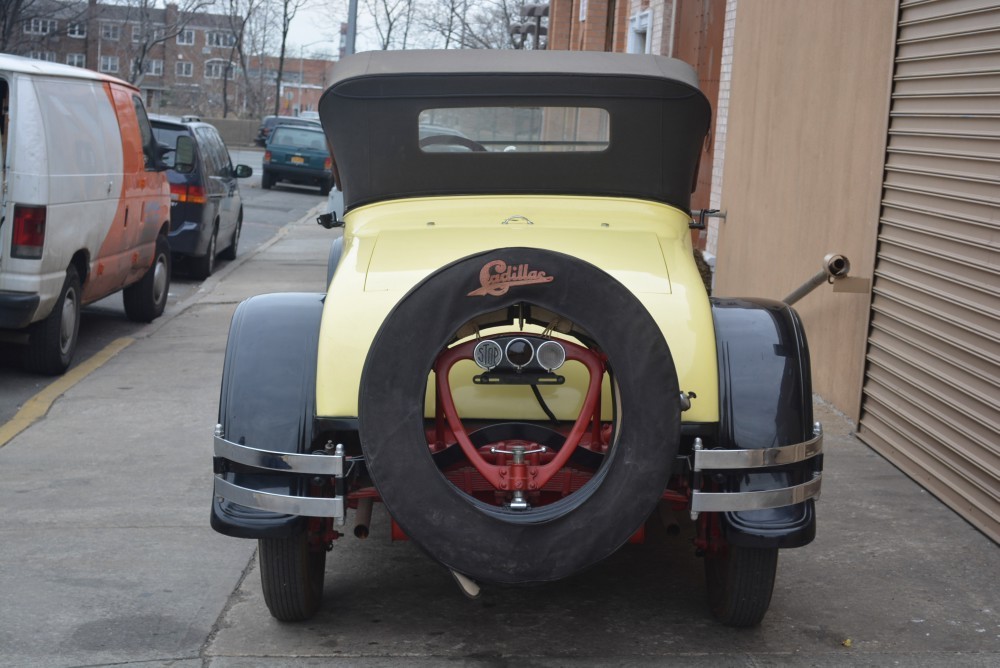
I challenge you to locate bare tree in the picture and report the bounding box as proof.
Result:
[419,0,460,49]
[0,0,89,54]
[272,0,311,116]
[418,0,533,50]
[220,0,265,117]
[362,0,418,50]
[464,0,531,50]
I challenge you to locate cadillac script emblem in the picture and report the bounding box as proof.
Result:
[467,259,554,297]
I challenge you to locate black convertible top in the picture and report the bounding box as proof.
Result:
[320,50,712,213]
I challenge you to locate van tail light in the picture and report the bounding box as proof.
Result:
[263,151,272,163]
[169,183,207,204]
[12,205,46,259]
[324,157,332,170]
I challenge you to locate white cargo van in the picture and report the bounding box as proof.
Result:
[0,55,172,374]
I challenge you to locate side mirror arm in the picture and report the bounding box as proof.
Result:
[317,212,343,229]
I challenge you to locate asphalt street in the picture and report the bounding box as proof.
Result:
[0,208,997,667]
[0,146,324,428]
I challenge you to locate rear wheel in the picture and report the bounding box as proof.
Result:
[26,265,81,375]
[123,234,170,322]
[705,545,778,627]
[261,171,273,189]
[190,225,217,279]
[259,532,326,621]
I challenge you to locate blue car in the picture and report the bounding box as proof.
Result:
[262,125,333,195]
[151,117,252,278]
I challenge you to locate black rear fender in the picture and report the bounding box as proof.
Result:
[710,297,821,549]
[211,292,325,539]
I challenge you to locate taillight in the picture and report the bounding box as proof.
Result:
[169,183,207,204]
[263,151,272,163]
[12,205,46,259]
[324,157,332,170]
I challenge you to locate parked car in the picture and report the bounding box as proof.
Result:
[254,115,320,147]
[211,51,823,627]
[261,125,333,194]
[150,116,252,279]
[0,54,172,374]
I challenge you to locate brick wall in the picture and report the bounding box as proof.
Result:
[706,0,736,257]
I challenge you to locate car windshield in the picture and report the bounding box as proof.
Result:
[418,107,610,153]
[270,127,326,149]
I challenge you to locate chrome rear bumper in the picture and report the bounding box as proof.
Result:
[212,429,346,520]
[690,424,823,517]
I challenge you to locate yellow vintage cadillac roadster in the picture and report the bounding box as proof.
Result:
[211,50,823,627]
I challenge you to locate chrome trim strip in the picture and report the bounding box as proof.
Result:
[214,476,345,518]
[691,474,822,513]
[214,435,343,476]
[694,427,823,471]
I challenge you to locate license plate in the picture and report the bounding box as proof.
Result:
[290,156,305,164]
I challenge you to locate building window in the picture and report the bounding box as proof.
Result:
[29,51,57,62]
[132,59,164,78]
[133,25,165,42]
[207,31,236,48]
[177,29,194,45]
[102,23,121,41]
[100,55,120,73]
[627,10,651,54]
[67,22,86,38]
[24,18,57,35]
[176,61,193,77]
[205,59,231,79]
[66,53,86,68]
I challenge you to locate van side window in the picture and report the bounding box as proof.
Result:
[196,126,230,177]
[131,94,157,170]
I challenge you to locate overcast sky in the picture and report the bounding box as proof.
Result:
[285,1,389,58]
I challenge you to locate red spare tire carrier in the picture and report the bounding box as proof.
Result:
[359,247,680,584]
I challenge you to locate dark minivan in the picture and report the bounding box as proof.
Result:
[151,117,252,278]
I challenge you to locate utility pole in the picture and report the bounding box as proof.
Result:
[345,0,358,55]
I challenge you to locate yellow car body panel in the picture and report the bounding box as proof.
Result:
[316,195,719,424]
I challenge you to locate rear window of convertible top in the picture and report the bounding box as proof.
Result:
[418,107,610,153]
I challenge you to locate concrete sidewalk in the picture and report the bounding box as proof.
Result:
[0,209,996,667]
[0,208,333,668]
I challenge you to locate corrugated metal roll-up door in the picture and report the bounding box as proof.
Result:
[859,0,1000,544]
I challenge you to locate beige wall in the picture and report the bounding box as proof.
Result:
[713,0,897,420]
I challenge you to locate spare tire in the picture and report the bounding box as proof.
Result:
[359,247,680,584]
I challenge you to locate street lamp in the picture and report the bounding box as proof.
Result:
[296,39,331,116]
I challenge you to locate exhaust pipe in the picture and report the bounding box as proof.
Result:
[784,253,851,306]
[353,497,373,539]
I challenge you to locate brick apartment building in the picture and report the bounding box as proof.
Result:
[9,0,332,119]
